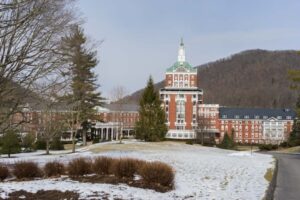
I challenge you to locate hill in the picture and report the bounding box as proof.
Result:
[124,49,300,108]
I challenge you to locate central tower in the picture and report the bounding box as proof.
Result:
[160,39,203,139]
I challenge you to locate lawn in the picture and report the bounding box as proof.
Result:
[0,140,274,200]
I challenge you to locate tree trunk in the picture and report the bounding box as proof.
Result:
[8,148,11,158]
[83,129,87,146]
[46,140,50,155]
[202,132,204,145]
[72,131,76,153]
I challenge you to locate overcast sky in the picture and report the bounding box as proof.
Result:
[77,0,300,98]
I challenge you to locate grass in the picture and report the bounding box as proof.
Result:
[278,146,300,153]
[236,145,259,151]
[264,168,274,182]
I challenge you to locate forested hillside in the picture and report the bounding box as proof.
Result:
[124,49,300,108]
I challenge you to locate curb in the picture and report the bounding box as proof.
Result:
[265,158,278,200]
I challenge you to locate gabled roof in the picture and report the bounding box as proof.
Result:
[219,107,296,120]
[166,61,197,73]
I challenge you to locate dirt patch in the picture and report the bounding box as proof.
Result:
[72,175,173,193]
[0,190,79,200]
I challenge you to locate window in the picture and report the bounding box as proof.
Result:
[277,116,282,120]
[263,116,268,119]
[255,115,260,119]
[244,115,249,119]
[222,115,227,119]
[286,116,292,120]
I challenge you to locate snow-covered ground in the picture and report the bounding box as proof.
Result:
[0,141,274,200]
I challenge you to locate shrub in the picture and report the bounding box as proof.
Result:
[139,161,174,187]
[186,140,194,145]
[92,137,100,144]
[1,129,21,157]
[92,156,114,175]
[13,161,42,179]
[259,144,279,151]
[50,137,64,150]
[0,165,10,181]
[44,161,65,177]
[68,158,92,177]
[111,158,140,178]
[35,140,46,150]
[217,132,235,150]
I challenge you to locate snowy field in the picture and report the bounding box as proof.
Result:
[0,140,274,200]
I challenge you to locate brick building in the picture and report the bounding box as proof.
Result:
[160,39,203,139]
[159,39,296,144]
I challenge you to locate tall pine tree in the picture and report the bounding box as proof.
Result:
[135,77,167,141]
[62,25,102,146]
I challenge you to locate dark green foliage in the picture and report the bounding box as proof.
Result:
[287,96,300,147]
[34,139,47,150]
[21,133,35,152]
[62,25,102,124]
[1,129,21,157]
[44,161,65,177]
[92,137,100,144]
[13,161,42,179]
[258,144,278,151]
[0,165,9,181]
[186,140,194,145]
[50,137,64,150]
[135,77,167,141]
[217,132,236,150]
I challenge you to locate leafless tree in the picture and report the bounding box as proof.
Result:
[196,114,211,145]
[110,86,127,143]
[0,0,76,133]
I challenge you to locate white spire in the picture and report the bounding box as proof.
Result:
[178,38,185,63]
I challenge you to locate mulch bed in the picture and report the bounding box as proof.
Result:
[0,190,79,200]
[71,175,173,193]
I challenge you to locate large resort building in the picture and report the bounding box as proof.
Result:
[7,39,296,145]
[159,39,296,144]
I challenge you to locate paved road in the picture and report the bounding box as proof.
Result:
[270,153,300,200]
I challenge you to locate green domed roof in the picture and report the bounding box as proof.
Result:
[166,61,197,73]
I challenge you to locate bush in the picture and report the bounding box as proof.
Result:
[13,161,42,179]
[279,142,288,148]
[111,158,140,178]
[258,144,279,151]
[92,156,114,175]
[186,140,194,145]
[68,158,92,177]
[217,132,235,150]
[0,165,10,181]
[139,161,174,187]
[44,161,65,177]
[35,140,46,150]
[92,137,100,144]
[1,129,21,157]
[21,133,35,152]
[50,137,64,150]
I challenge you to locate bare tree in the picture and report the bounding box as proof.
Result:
[196,114,211,145]
[110,86,127,143]
[0,0,76,133]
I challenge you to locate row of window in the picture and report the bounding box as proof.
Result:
[222,115,292,120]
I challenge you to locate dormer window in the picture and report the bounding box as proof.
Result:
[244,115,249,119]
[255,115,260,119]
[234,115,240,119]
[263,116,268,119]
[286,116,292,120]
[222,115,227,119]
[277,116,282,120]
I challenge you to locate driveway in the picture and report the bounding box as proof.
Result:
[269,153,300,200]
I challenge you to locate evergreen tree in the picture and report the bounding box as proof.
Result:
[1,129,21,158]
[135,77,167,141]
[62,25,102,146]
[218,131,235,150]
